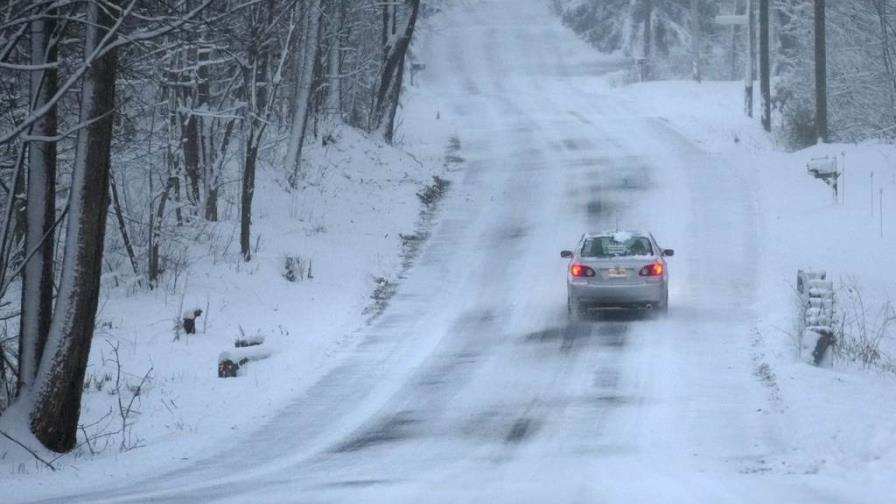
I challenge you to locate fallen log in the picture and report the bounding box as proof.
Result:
[218,346,272,378]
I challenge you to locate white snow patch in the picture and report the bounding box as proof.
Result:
[612,231,633,242]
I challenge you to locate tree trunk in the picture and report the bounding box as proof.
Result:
[325,0,344,117]
[148,175,175,289]
[182,112,202,205]
[29,0,118,453]
[19,16,57,394]
[12,166,26,263]
[759,0,771,131]
[284,0,322,186]
[196,25,217,222]
[745,0,754,118]
[690,0,701,82]
[872,0,896,116]
[180,0,202,209]
[774,0,799,77]
[372,0,421,144]
[240,138,259,261]
[730,23,738,81]
[165,82,185,228]
[814,0,827,142]
[643,0,652,60]
[110,174,138,275]
[206,118,235,221]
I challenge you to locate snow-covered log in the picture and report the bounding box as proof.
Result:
[235,333,265,348]
[218,346,272,378]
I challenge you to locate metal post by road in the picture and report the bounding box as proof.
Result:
[871,171,875,217]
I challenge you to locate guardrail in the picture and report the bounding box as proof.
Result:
[797,269,836,366]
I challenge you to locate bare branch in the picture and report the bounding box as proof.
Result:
[0,430,56,471]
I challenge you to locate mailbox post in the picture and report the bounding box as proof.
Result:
[807,156,840,202]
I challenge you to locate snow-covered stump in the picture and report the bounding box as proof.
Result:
[182,308,203,335]
[218,336,271,378]
[797,270,836,366]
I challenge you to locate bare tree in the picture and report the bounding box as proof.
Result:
[759,0,771,131]
[284,0,323,186]
[691,0,701,82]
[371,0,421,144]
[324,0,345,119]
[0,0,425,446]
[241,0,299,261]
[29,0,119,452]
[18,7,59,394]
[814,0,827,143]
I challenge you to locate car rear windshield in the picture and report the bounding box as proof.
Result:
[581,235,653,258]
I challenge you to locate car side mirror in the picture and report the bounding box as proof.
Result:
[560,250,573,258]
[663,249,674,257]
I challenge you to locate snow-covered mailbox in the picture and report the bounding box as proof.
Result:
[806,156,840,201]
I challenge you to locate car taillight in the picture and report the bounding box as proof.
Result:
[570,264,596,277]
[639,262,664,276]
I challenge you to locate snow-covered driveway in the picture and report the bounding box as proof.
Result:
[25,1,872,502]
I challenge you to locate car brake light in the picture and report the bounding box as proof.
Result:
[570,264,596,277]
[639,262,664,276]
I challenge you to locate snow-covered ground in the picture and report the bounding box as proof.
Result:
[1,117,449,482]
[612,77,896,492]
[5,0,896,502]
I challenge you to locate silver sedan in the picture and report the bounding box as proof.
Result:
[561,231,673,319]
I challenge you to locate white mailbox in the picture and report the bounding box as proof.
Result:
[807,156,839,200]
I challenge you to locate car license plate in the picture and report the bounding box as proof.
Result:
[608,267,628,278]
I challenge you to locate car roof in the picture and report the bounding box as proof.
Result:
[583,230,649,239]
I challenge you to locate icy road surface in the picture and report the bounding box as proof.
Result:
[29,0,866,502]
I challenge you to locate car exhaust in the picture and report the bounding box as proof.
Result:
[645,304,653,310]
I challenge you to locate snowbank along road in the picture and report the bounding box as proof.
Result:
[23,0,876,502]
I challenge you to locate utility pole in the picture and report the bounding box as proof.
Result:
[691,0,701,82]
[644,1,653,56]
[640,0,653,81]
[746,0,753,118]
[759,0,771,131]
[814,0,828,142]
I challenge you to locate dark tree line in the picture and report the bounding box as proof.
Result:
[0,0,422,453]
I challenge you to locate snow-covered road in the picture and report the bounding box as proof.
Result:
[24,1,872,502]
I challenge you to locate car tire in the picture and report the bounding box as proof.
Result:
[568,296,581,322]
[657,289,669,315]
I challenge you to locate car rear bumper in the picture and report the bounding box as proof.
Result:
[568,280,665,308]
